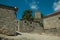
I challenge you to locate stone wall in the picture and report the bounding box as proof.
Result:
[19,20,44,33]
[43,14,60,29]
[0,8,17,35]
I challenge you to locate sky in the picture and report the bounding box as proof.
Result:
[0,0,60,20]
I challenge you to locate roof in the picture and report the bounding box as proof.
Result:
[44,11,60,18]
[0,4,18,11]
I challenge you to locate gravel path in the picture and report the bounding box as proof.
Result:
[0,32,60,40]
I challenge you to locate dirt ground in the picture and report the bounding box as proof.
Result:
[0,32,60,40]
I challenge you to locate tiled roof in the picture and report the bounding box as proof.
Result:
[44,11,60,18]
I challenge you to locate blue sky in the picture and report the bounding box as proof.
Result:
[0,0,60,20]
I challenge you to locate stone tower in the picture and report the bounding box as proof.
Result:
[34,11,42,21]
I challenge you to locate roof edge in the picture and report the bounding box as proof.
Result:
[0,4,18,11]
[43,11,60,18]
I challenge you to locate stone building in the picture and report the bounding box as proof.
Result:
[0,4,18,35]
[19,11,44,33]
[19,11,60,33]
[43,11,60,29]
[34,11,42,20]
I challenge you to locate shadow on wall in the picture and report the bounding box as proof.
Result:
[0,37,2,40]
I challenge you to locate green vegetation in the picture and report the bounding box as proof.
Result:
[22,10,34,21]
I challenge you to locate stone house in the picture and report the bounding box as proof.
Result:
[43,11,60,29]
[0,4,18,35]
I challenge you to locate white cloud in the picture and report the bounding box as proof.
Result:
[30,5,38,9]
[53,0,60,11]
[29,1,39,10]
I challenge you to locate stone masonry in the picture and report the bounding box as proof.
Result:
[0,4,18,36]
[43,12,60,29]
[19,11,44,33]
[20,20,43,33]
[19,11,60,34]
[43,12,60,34]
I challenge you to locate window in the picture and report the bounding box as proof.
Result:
[30,26,32,27]
[30,22,32,24]
[59,17,60,19]
[24,21,26,23]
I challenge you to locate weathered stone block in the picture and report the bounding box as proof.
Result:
[0,4,18,36]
